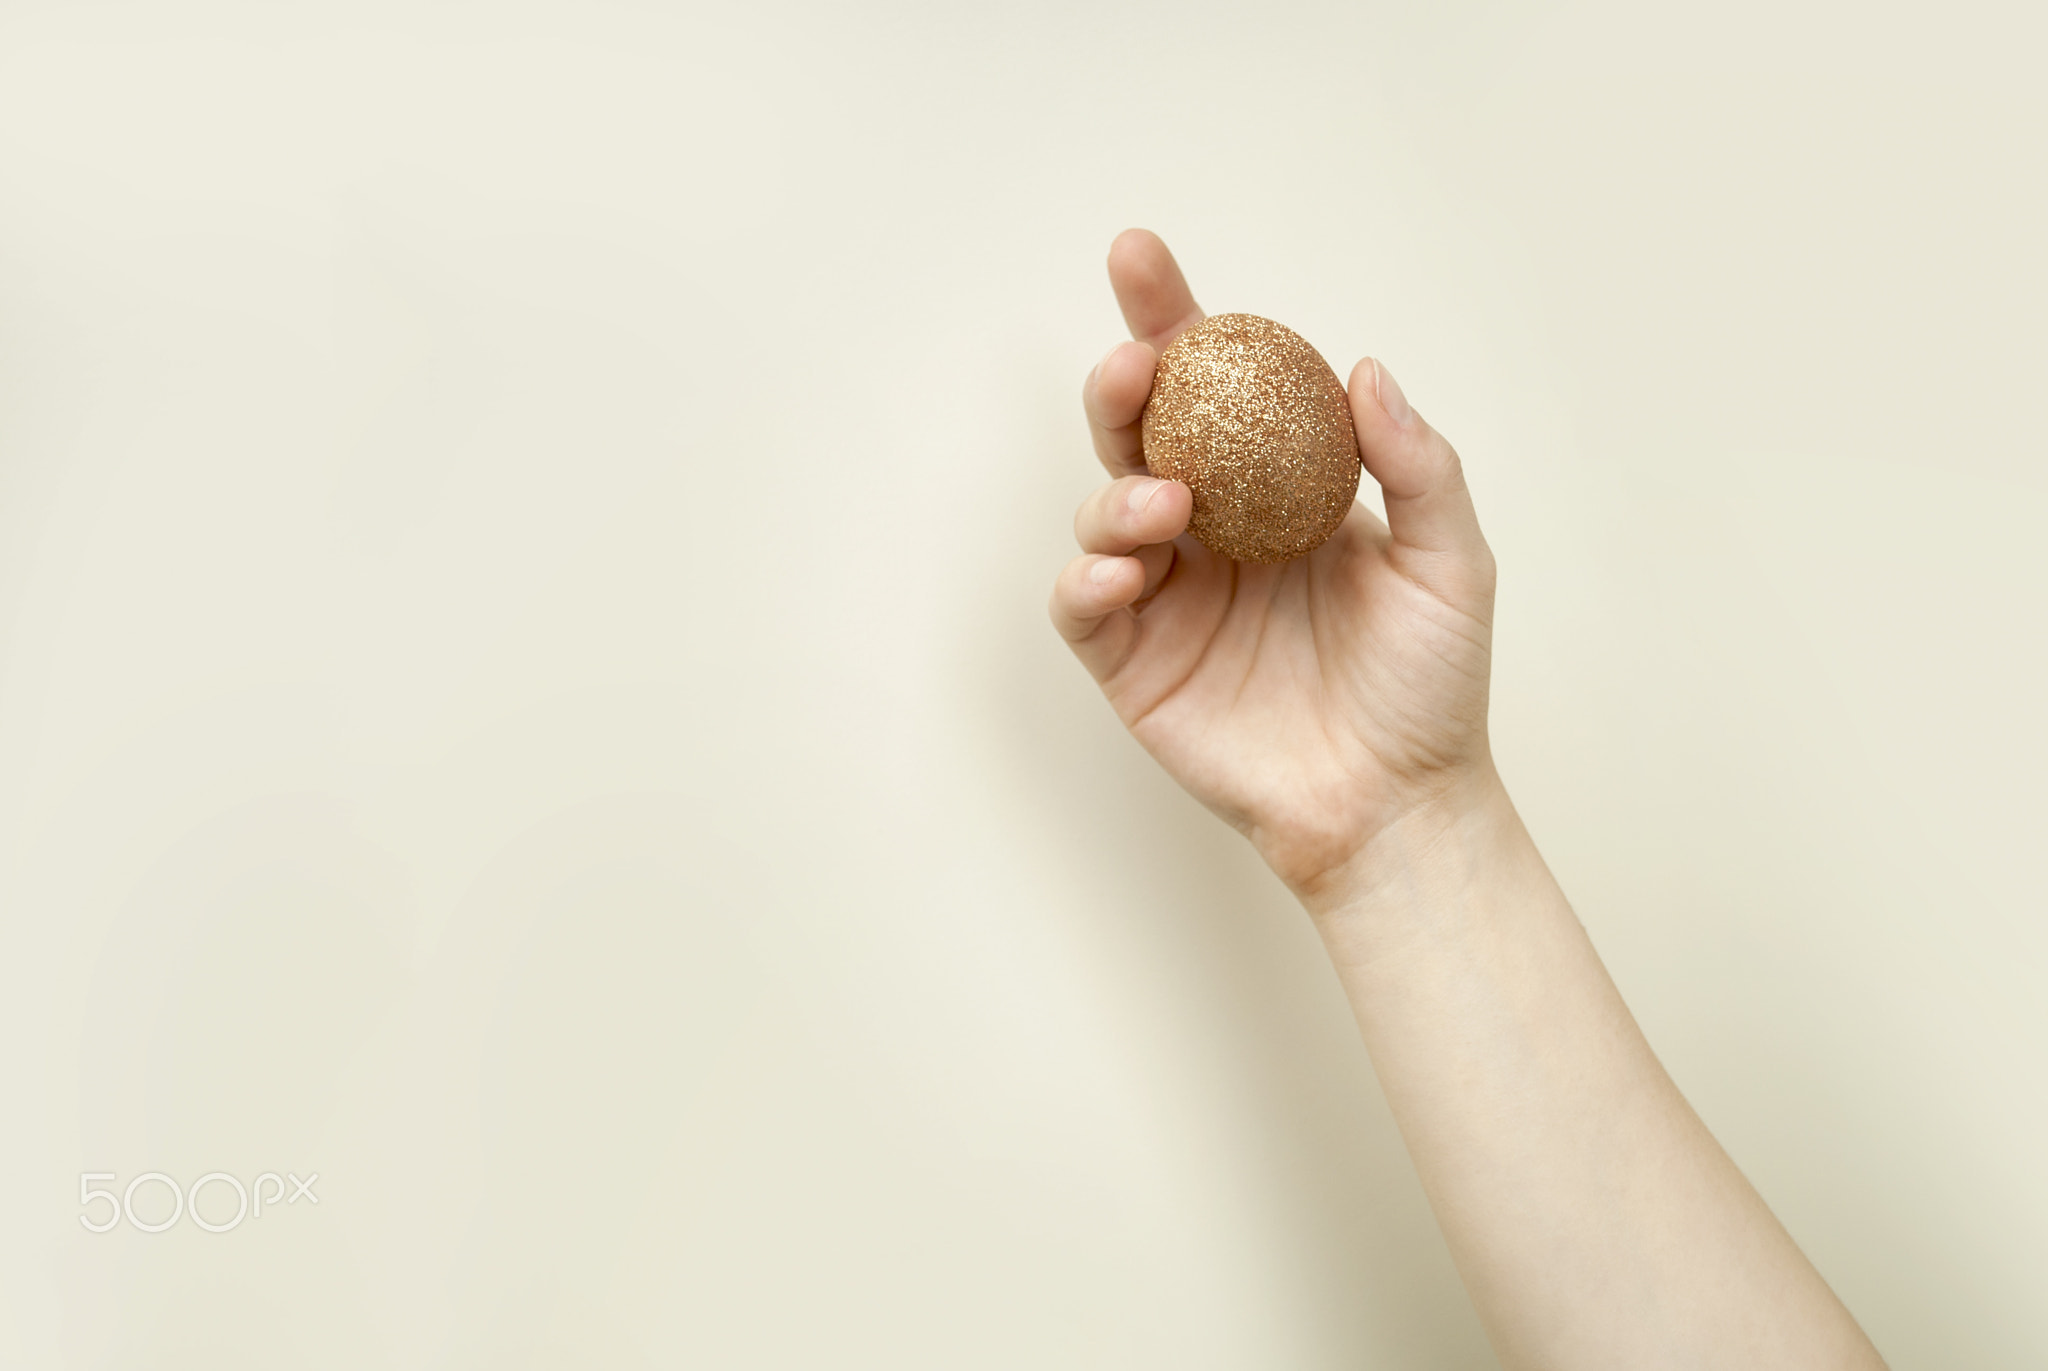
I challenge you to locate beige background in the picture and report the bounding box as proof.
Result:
[1,1,2042,1366]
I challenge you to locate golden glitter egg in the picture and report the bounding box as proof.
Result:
[1140,313,1360,563]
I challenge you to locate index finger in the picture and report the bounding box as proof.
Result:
[1082,340,1158,477]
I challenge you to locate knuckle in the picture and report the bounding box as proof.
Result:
[1471,543,1498,589]
[1048,569,1083,627]
[1075,478,1142,545]
[1072,487,1106,543]
[1428,429,1464,478]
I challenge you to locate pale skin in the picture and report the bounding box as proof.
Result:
[1050,228,1889,1370]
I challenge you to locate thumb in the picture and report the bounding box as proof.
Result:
[1347,357,1491,581]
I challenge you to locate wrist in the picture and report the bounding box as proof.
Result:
[1290,762,1529,956]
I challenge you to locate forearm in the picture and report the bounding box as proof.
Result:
[1305,772,1885,1370]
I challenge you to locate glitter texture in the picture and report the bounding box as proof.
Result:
[1140,313,1360,563]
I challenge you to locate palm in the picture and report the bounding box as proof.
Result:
[1113,506,1490,891]
[1054,231,1497,897]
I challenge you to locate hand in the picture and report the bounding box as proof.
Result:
[1049,229,1502,909]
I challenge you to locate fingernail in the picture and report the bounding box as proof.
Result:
[1373,359,1412,425]
[1130,478,1164,513]
[1089,557,1124,586]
